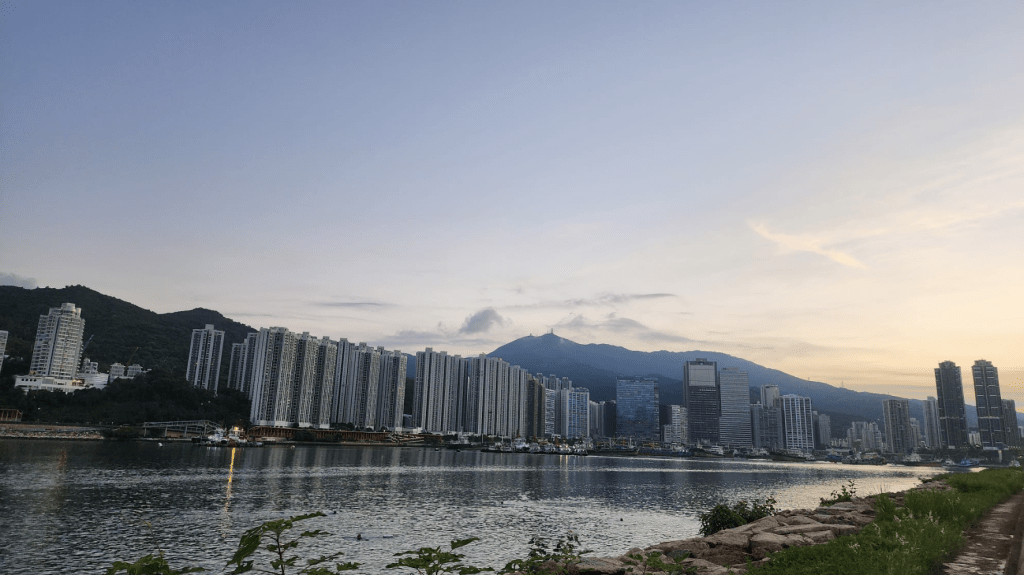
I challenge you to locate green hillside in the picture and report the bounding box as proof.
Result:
[0,285,255,381]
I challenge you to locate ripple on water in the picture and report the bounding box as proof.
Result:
[0,441,941,574]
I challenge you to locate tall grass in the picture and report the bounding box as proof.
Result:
[754,468,1024,575]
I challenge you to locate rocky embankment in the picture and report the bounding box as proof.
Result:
[574,480,953,575]
[0,424,104,440]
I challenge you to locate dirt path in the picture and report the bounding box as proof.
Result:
[941,491,1024,575]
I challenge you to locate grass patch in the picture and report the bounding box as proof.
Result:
[753,468,1024,575]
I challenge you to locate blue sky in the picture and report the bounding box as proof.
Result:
[2,1,1023,401]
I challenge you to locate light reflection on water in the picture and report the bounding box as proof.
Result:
[0,440,941,574]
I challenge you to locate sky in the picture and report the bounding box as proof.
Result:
[2,1,1022,403]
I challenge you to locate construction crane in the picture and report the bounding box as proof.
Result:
[125,346,140,366]
[80,335,94,356]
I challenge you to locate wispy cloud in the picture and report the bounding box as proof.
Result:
[511,292,678,310]
[749,223,867,269]
[312,300,392,308]
[552,313,703,345]
[0,272,38,288]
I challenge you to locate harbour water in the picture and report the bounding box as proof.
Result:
[0,440,942,574]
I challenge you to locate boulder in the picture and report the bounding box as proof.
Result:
[772,523,831,536]
[679,558,735,574]
[577,557,627,575]
[805,530,835,544]
[749,532,789,548]
[703,531,750,549]
[646,539,708,556]
[829,524,861,537]
[743,516,781,533]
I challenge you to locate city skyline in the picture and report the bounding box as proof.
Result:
[3,2,1022,403]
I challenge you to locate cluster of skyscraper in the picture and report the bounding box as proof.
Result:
[412,347,591,439]
[223,328,407,430]
[611,359,824,453]
[934,360,1018,449]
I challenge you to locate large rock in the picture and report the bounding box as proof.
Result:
[577,557,627,575]
[749,532,789,549]
[646,538,709,556]
[829,524,861,537]
[679,558,735,574]
[772,523,831,536]
[703,531,751,549]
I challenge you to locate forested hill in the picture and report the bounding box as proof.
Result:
[0,285,255,380]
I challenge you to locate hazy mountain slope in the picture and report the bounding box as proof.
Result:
[0,285,255,379]
[489,333,940,425]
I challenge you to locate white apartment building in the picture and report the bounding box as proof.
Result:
[186,324,225,392]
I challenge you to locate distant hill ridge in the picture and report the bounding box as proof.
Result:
[1,285,982,430]
[0,285,255,383]
[487,332,981,431]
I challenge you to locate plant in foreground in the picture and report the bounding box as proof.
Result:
[819,480,857,507]
[225,512,360,575]
[105,552,206,575]
[698,496,778,536]
[500,533,590,574]
[387,537,493,575]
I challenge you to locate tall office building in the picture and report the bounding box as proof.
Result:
[683,359,719,445]
[1002,399,1020,448]
[719,367,752,447]
[815,413,831,448]
[779,395,814,452]
[973,360,1004,447]
[29,303,85,380]
[882,399,913,455]
[616,378,660,441]
[935,361,969,449]
[0,330,7,374]
[186,324,225,392]
[757,385,783,451]
[922,397,941,449]
[602,400,617,439]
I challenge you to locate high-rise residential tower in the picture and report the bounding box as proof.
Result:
[719,367,752,448]
[683,358,719,445]
[1002,399,1020,448]
[935,361,969,449]
[973,360,1004,447]
[0,330,7,374]
[186,324,225,392]
[922,397,941,449]
[249,327,299,427]
[882,399,913,455]
[779,395,814,452]
[29,303,85,380]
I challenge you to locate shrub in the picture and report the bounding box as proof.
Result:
[698,496,778,536]
[820,480,857,507]
[500,533,590,574]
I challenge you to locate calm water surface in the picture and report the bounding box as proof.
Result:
[0,440,941,574]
